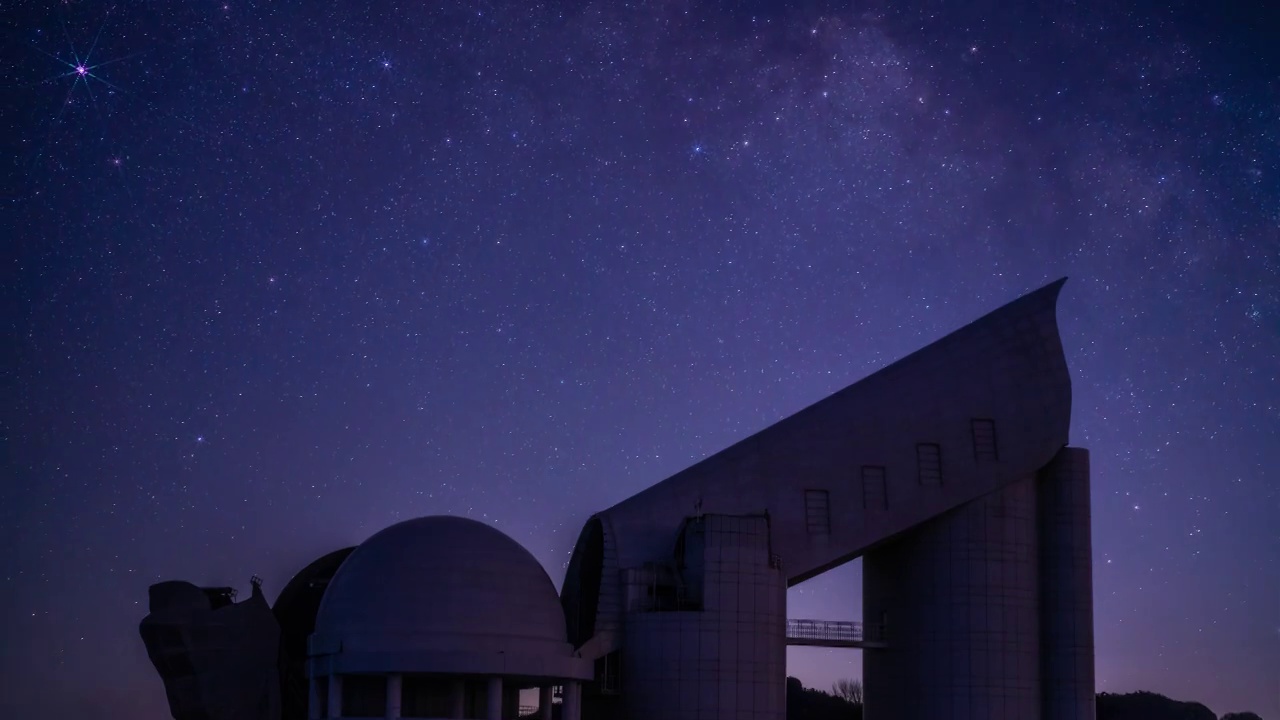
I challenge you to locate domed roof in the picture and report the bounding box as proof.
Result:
[312,515,589,679]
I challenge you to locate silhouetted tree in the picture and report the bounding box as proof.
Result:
[832,678,864,705]
[1221,713,1263,720]
[786,676,862,720]
[1096,691,1216,720]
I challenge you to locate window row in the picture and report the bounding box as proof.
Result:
[801,418,1001,534]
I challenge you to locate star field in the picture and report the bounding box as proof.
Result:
[3,1,1278,717]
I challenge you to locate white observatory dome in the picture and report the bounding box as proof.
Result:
[311,515,587,679]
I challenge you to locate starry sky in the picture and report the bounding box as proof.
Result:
[3,0,1278,717]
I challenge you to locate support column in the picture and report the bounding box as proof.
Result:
[486,677,503,720]
[326,674,343,720]
[385,674,402,720]
[308,675,320,720]
[539,686,554,720]
[562,682,580,720]
[449,679,465,719]
[864,476,1042,720]
[1039,447,1095,720]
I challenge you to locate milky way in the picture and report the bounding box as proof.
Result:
[5,1,1277,717]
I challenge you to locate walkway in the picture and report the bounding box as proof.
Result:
[785,619,887,648]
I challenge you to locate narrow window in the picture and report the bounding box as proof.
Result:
[971,418,998,461]
[804,490,830,535]
[861,465,887,510]
[917,443,942,486]
[597,651,622,693]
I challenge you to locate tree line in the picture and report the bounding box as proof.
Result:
[782,678,1264,720]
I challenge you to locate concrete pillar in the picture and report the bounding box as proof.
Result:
[326,674,343,719]
[486,677,503,720]
[562,682,580,720]
[1039,447,1095,720]
[864,475,1041,720]
[308,675,320,719]
[504,686,520,719]
[449,679,465,719]
[539,686,554,720]
[385,673,402,720]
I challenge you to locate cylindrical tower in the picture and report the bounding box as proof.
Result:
[621,514,786,720]
[864,476,1042,720]
[1038,447,1095,720]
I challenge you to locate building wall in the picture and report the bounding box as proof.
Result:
[1038,448,1095,720]
[621,515,785,720]
[864,475,1042,720]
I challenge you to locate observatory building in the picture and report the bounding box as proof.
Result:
[141,278,1095,720]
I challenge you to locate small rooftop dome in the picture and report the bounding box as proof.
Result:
[311,515,589,680]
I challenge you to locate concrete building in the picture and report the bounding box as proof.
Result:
[141,278,1095,720]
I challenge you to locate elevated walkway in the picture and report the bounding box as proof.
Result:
[786,619,887,649]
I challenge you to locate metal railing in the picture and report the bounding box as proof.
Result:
[786,619,888,647]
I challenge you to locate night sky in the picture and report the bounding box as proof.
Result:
[4,0,1278,717]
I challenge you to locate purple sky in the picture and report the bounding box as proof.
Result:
[5,1,1277,717]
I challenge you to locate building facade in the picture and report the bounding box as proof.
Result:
[142,278,1095,720]
[560,278,1093,720]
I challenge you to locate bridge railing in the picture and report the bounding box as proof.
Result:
[786,619,888,644]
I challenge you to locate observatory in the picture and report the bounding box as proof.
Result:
[308,515,592,718]
[141,278,1095,720]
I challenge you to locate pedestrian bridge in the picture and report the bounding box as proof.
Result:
[786,619,888,649]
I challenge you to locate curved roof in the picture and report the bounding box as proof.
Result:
[274,546,354,647]
[312,515,590,680]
